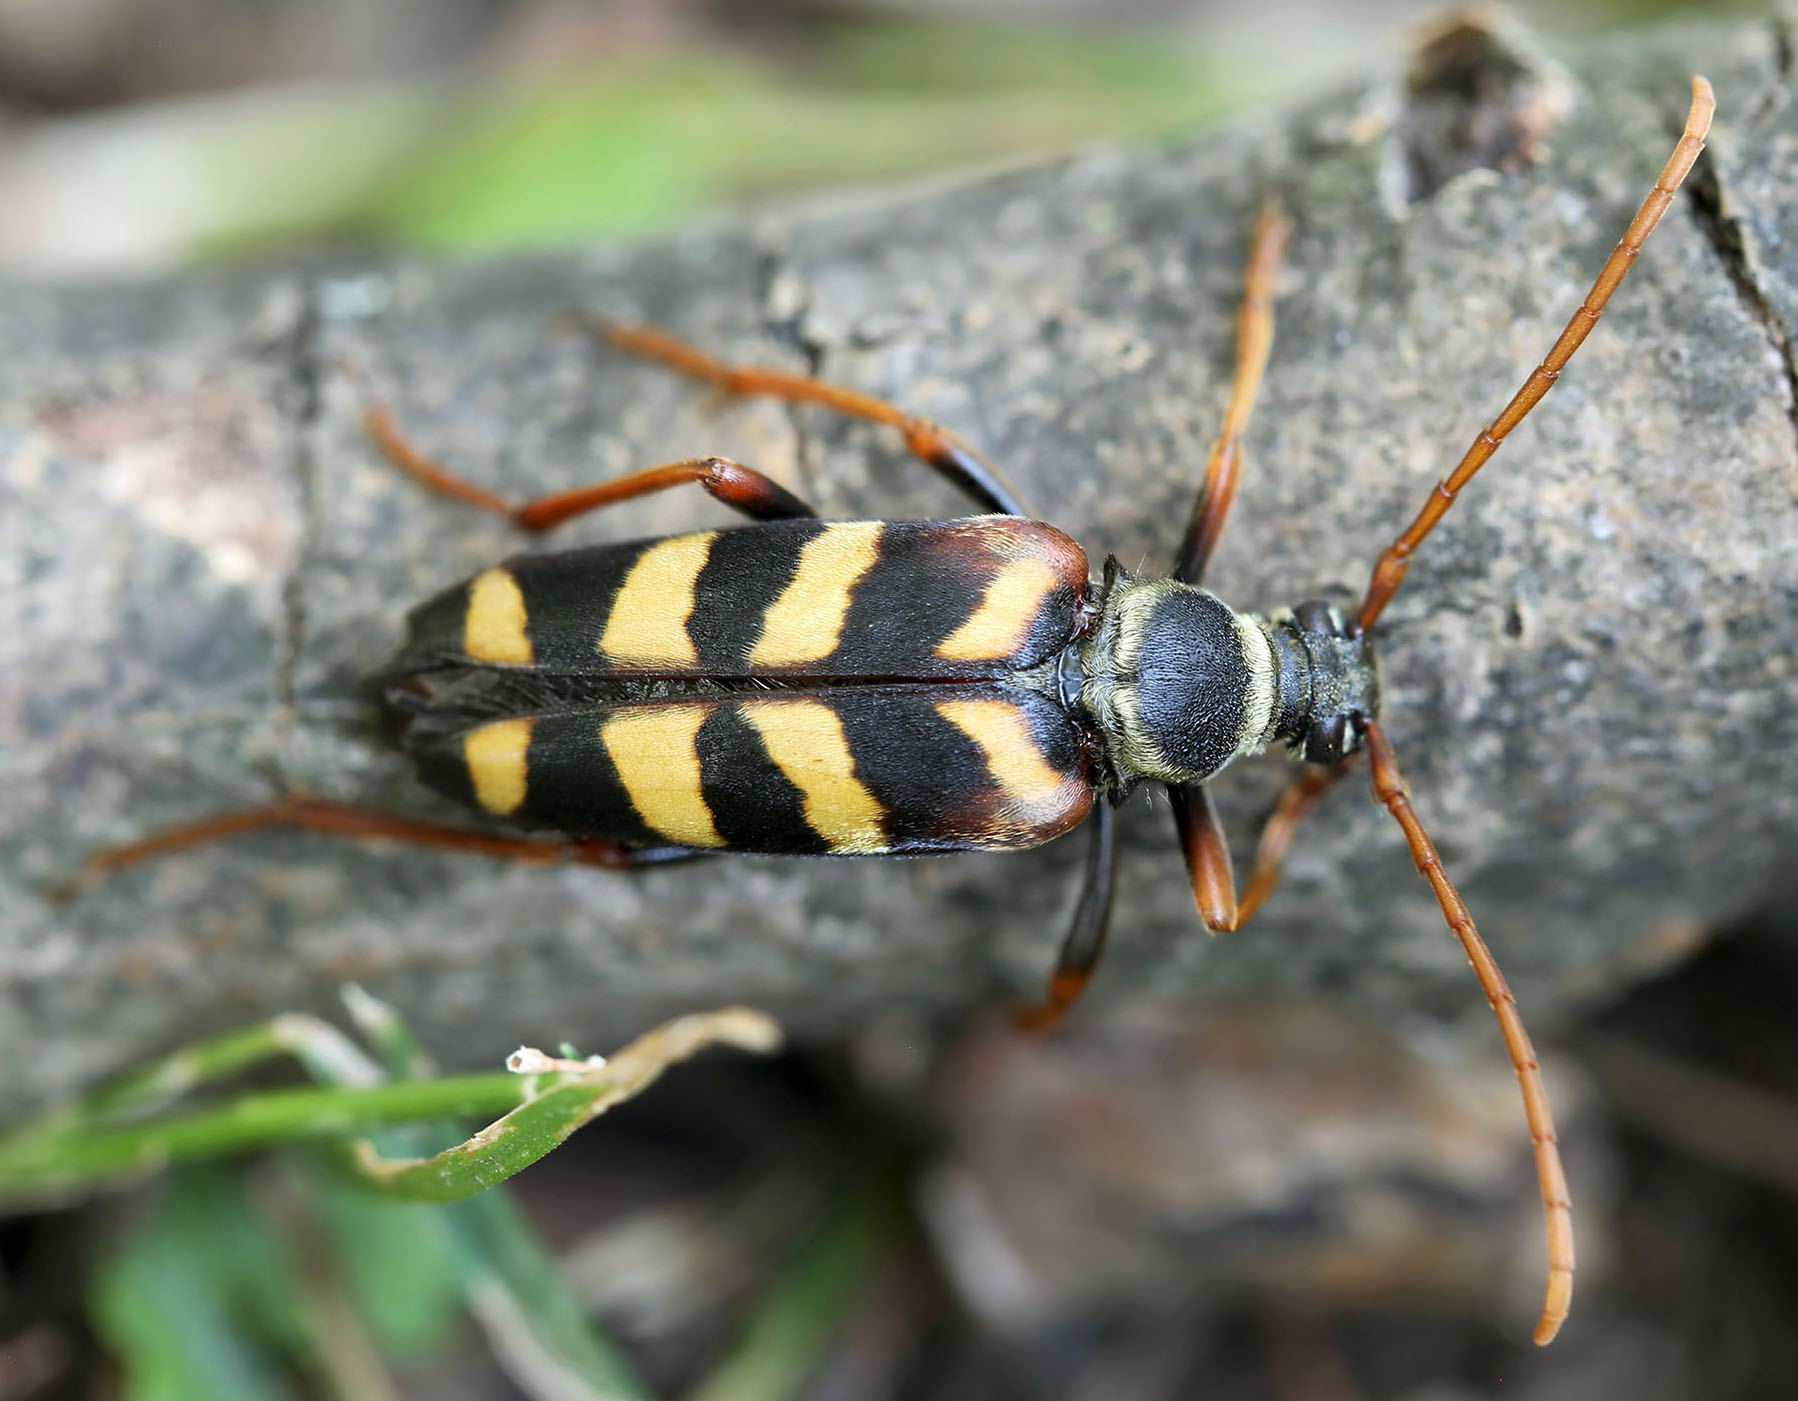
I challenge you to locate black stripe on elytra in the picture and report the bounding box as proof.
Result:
[512,709,661,844]
[695,704,828,854]
[1010,688,1086,782]
[834,526,997,676]
[1017,581,1083,669]
[829,687,995,850]
[405,726,481,814]
[689,519,825,674]
[397,575,479,668]
[506,541,656,673]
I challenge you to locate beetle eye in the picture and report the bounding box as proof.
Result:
[1291,599,1345,636]
[1304,714,1348,764]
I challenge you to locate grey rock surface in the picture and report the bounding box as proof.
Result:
[3,19,1795,1120]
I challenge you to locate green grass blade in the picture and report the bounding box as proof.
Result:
[446,1187,654,1401]
[0,1074,529,1199]
[90,1169,308,1401]
[685,1187,885,1401]
[345,1009,782,1203]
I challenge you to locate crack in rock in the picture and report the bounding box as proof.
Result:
[1687,151,1798,483]
[756,245,825,510]
[273,277,323,734]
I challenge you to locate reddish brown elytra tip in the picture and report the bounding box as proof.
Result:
[1357,75,1715,636]
[1359,718,1574,1346]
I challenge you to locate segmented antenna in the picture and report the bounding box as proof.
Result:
[1358,77,1715,633]
[1359,717,1574,1345]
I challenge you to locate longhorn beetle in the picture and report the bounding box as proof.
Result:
[83,79,1715,1346]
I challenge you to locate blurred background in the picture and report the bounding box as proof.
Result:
[0,0,1762,275]
[4,2,1796,1400]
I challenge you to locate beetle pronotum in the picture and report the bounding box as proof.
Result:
[83,78,1716,1346]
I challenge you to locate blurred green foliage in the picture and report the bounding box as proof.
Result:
[92,1170,311,1401]
[198,23,1288,260]
[2,999,874,1399]
[23,4,1762,269]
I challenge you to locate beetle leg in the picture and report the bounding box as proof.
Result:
[1171,764,1345,933]
[572,316,1033,517]
[1170,200,1290,586]
[1014,803,1119,1030]
[366,407,818,529]
[1234,764,1348,926]
[1170,780,1238,931]
[63,794,704,896]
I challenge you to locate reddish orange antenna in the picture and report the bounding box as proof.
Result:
[1360,718,1574,1344]
[1359,76,1715,634]
[1348,78,1714,1343]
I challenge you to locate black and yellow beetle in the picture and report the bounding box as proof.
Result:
[84,79,1717,1348]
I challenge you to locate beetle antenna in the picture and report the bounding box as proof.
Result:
[1357,76,1714,633]
[1359,717,1573,1346]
